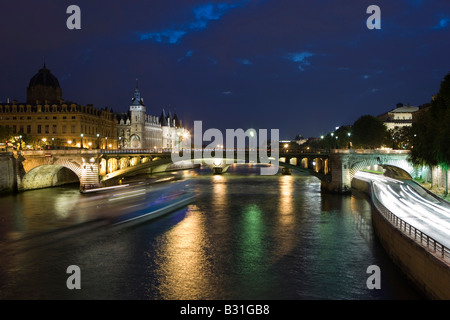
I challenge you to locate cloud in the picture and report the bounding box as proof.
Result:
[286,52,314,71]
[139,1,248,44]
[190,3,238,30]
[178,50,195,62]
[432,17,450,29]
[235,58,251,65]
[139,30,187,44]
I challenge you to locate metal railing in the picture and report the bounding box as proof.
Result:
[371,187,450,264]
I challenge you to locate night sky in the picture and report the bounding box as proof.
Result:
[1,0,449,139]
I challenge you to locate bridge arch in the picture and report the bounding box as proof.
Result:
[347,157,416,184]
[21,164,80,191]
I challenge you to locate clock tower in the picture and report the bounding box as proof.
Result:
[129,82,146,148]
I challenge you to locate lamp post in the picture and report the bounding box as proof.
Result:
[105,137,108,150]
[19,135,22,150]
[347,132,352,149]
[80,133,84,149]
[96,133,100,149]
[51,137,55,149]
[118,136,122,149]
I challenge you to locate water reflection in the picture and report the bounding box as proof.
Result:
[152,206,213,299]
[272,175,296,263]
[0,167,424,299]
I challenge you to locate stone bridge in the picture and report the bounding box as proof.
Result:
[14,149,184,191]
[319,149,417,193]
[9,148,417,193]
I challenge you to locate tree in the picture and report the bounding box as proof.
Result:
[352,115,388,149]
[411,72,450,195]
[389,126,414,150]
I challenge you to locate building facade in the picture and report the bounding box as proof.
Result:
[378,102,419,130]
[116,86,190,150]
[0,65,117,149]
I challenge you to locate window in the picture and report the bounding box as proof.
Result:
[27,125,31,134]
[52,125,57,134]
[71,125,75,133]
[45,125,49,134]
[53,116,57,120]
[37,125,42,134]
[62,125,67,134]
[72,116,76,119]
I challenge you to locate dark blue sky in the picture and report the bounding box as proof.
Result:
[1,0,449,139]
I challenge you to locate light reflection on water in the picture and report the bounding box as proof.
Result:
[0,165,424,299]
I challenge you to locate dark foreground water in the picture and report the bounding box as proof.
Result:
[0,165,424,300]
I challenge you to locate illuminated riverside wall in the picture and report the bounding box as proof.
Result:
[0,152,17,194]
[352,177,450,299]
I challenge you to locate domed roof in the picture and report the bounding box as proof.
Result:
[28,64,60,89]
[26,64,63,104]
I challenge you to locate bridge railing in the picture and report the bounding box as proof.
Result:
[371,187,450,265]
[101,148,173,154]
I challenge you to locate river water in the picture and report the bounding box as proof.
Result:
[0,164,424,300]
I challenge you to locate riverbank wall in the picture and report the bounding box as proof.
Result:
[352,175,450,299]
[0,152,17,194]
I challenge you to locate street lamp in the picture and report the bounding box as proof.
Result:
[80,133,84,149]
[96,133,100,149]
[347,132,352,149]
[19,135,22,150]
[105,137,108,150]
[51,137,54,149]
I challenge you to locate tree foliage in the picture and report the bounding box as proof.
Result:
[352,115,388,149]
[411,72,450,167]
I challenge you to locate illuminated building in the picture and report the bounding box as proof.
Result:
[0,64,117,149]
[378,102,419,130]
[115,85,190,150]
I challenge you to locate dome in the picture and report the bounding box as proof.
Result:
[28,65,60,88]
[27,64,62,104]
